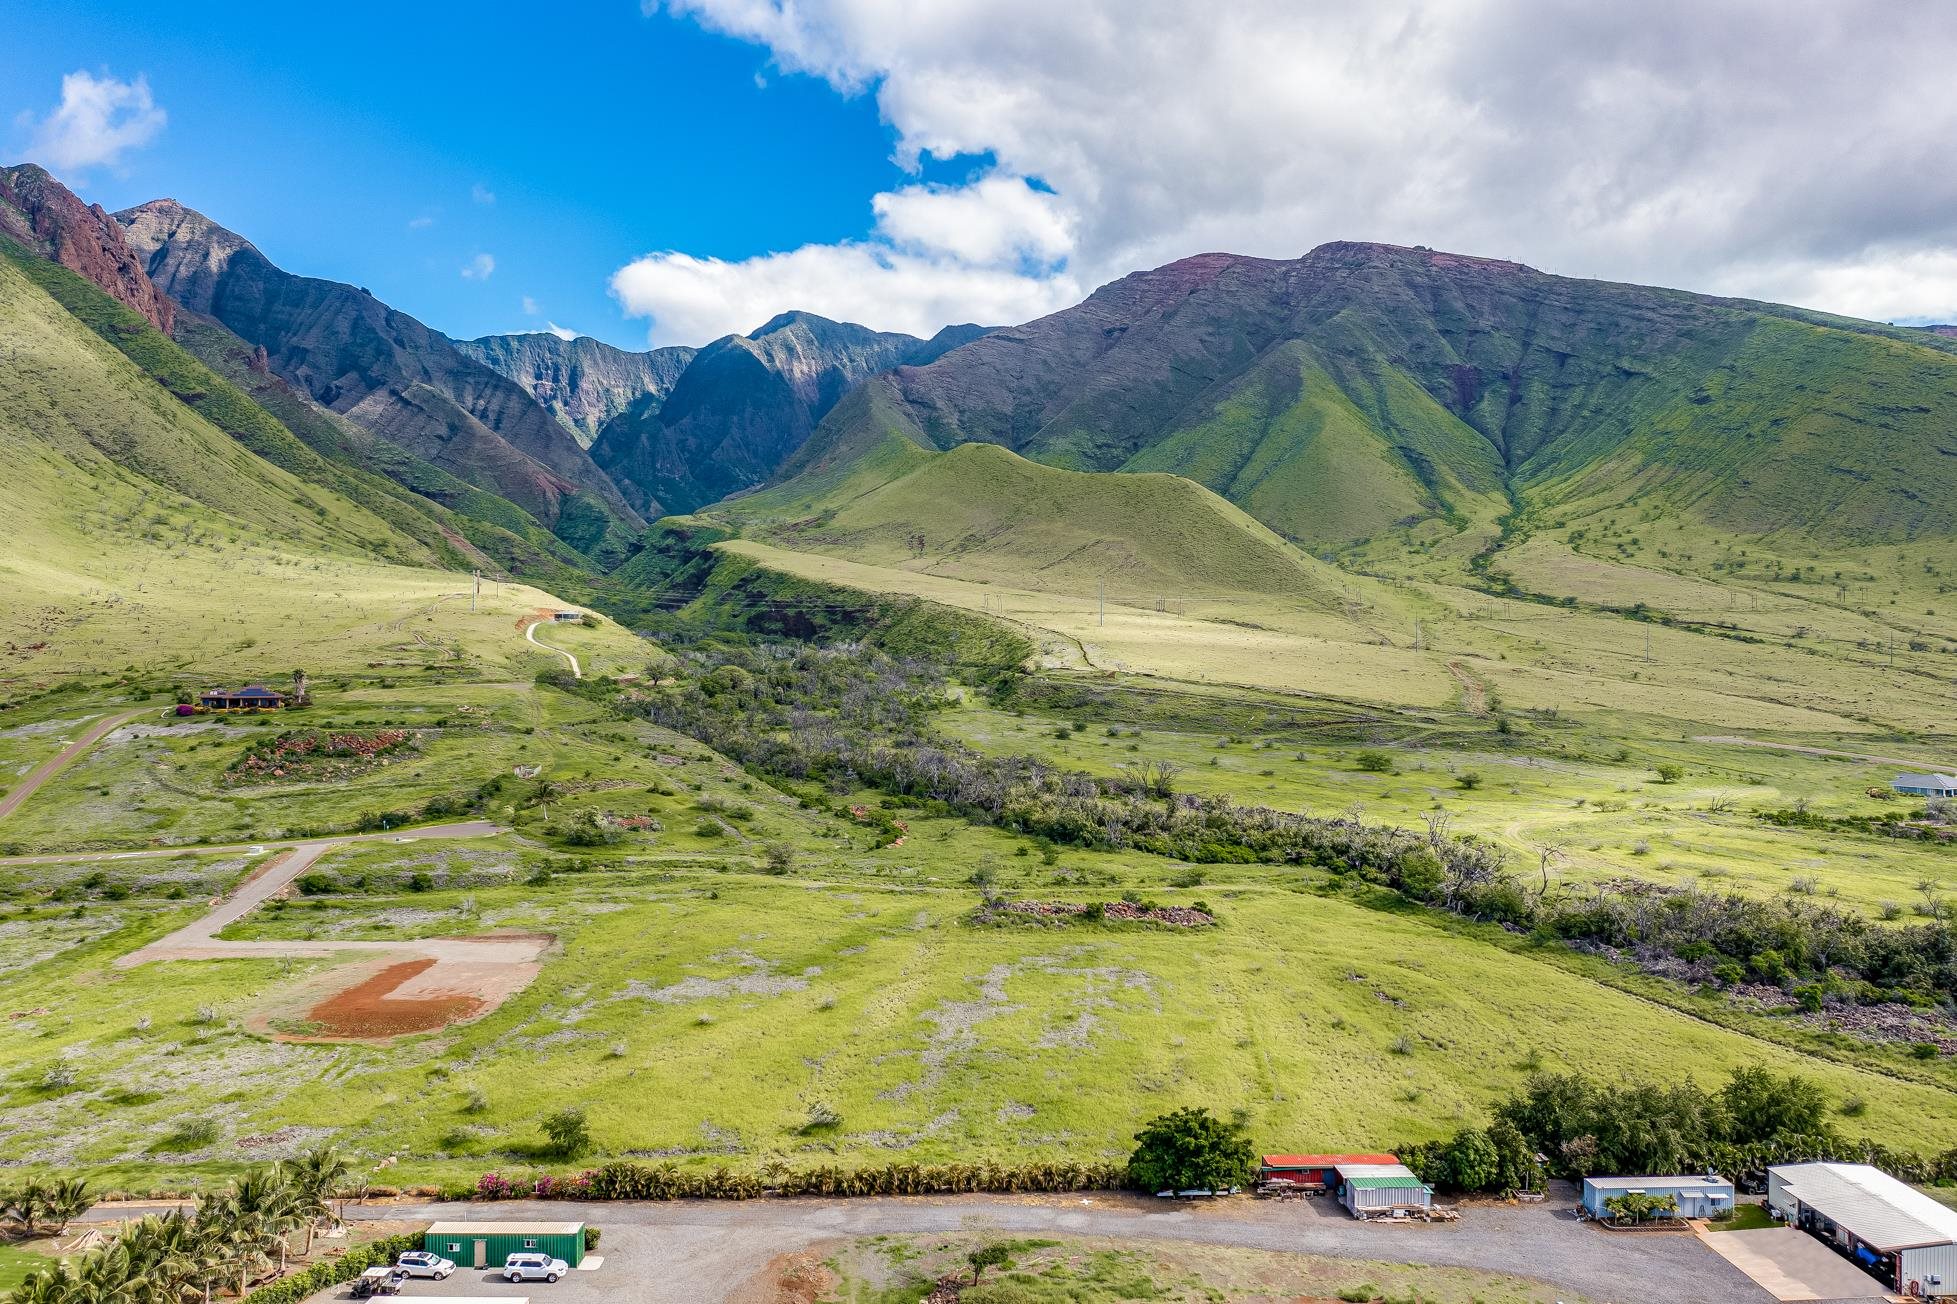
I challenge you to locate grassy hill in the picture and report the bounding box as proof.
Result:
[0,243,632,688]
[732,440,1354,605]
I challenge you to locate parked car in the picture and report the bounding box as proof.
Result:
[395,1250,456,1279]
[504,1252,570,1283]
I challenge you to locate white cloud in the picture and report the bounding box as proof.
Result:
[873,175,1071,267]
[651,0,1957,328]
[407,214,435,230]
[460,253,495,280]
[613,240,1078,346]
[521,295,540,315]
[471,183,496,205]
[27,70,166,171]
[615,172,1078,344]
[546,322,578,340]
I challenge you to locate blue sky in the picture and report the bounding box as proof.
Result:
[8,2,1956,348]
[2,1,980,348]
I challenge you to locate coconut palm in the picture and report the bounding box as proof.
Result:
[288,1146,350,1254]
[42,1177,90,1235]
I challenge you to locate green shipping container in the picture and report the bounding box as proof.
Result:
[424,1221,586,1271]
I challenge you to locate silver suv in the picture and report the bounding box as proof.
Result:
[503,1252,569,1283]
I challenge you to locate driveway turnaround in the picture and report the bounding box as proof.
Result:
[341,1187,1776,1304]
[1696,1226,1890,1301]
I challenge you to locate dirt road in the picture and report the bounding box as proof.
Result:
[1694,734,1955,771]
[339,1188,1773,1304]
[0,706,151,820]
[114,820,508,967]
[525,619,581,679]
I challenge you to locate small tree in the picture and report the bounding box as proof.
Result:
[1443,1128,1499,1192]
[541,1107,591,1159]
[762,842,796,874]
[1654,763,1685,784]
[1355,750,1394,773]
[1127,1107,1255,1193]
[968,1242,1012,1285]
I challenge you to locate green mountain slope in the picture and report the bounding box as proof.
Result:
[724,438,1351,607]
[792,243,1957,560]
[589,314,989,517]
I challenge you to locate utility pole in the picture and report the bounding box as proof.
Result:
[471,569,480,613]
[1644,628,1651,664]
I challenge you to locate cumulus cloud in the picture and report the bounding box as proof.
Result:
[27,70,166,170]
[460,253,495,280]
[521,295,540,315]
[407,214,435,230]
[614,238,1078,345]
[471,182,496,205]
[644,0,1957,330]
[546,321,578,340]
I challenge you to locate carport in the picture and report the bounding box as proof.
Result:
[1699,1227,1892,1301]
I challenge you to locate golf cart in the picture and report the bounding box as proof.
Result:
[351,1266,406,1297]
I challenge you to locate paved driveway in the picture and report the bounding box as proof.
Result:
[340,1187,1774,1304]
[1697,1226,1890,1302]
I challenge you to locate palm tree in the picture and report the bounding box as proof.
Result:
[9,1262,82,1304]
[288,1147,350,1255]
[42,1177,90,1235]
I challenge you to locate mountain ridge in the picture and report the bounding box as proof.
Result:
[114,197,644,562]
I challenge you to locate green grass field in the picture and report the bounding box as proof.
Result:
[5,675,1955,1192]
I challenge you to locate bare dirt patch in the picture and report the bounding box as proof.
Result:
[302,957,483,1038]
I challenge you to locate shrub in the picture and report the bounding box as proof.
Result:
[541,1107,592,1159]
[1654,763,1686,784]
[1456,771,1483,791]
[1354,750,1394,773]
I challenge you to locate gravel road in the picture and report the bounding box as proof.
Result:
[338,1187,1776,1304]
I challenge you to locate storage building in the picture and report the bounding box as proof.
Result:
[1768,1162,1957,1296]
[1258,1153,1399,1191]
[1333,1160,1433,1217]
[424,1221,586,1271]
[1581,1174,1734,1220]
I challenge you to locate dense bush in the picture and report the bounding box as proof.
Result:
[1126,1107,1256,1193]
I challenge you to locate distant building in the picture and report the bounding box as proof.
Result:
[1770,1162,1957,1296]
[198,684,286,711]
[551,610,583,622]
[1581,1174,1733,1220]
[1894,774,1957,798]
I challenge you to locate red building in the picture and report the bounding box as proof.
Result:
[1258,1153,1399,1190]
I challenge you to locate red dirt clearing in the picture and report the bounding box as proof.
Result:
[304,958,483,1038]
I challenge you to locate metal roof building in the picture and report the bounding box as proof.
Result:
[1769,1162,1957,1296]
[425,1221,586,1271]
[1332,1160,1432,1218]
[1894,773,1957,797]
[1581,1174,1733,1219]
[1258,1153,1398,1188]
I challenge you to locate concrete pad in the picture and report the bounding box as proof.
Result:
[1698,1227,1888,1301]
[575,1256,603,1271]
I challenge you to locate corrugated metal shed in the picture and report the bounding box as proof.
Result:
[1584,1175,1729,1193]
[426,1222,585,1236]
[1334,1162,1416,1179]
[1771,1163,1957,1252]
[1346,1175,1429,1190]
